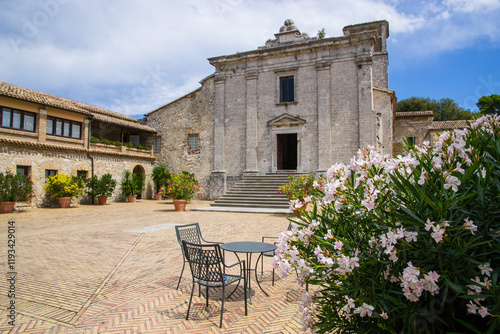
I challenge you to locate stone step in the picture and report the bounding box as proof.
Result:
[210,202,290,208]
[210,173,295,211]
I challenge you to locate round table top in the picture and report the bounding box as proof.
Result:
[221,241,277,253]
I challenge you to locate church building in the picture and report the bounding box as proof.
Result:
[146,19,396,199]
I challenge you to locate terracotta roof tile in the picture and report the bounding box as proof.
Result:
[0,82,156,133]
[396,111,434,117]
[431,120,469,130]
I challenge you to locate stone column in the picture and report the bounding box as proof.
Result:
[316,62,331,173]
[245,70,258,174]
[38,108,47,142]
[83,119,91,149]
[210,77,227,199]
[213,77,226,172]
[356,54,375,149]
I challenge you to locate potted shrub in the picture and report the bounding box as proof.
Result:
[277,174,316,215]
[0,171,33,213]
[120,171,145,202]
[160,172,201,211]
[151,165,170,200]
[44,173,85,208]
[85,173,117,205]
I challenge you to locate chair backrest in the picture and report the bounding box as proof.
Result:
[175,223,203,252]
[182,240,225,283]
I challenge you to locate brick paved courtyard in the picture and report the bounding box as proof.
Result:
[0,200,308,334]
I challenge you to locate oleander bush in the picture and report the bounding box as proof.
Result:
[274,115,500,333]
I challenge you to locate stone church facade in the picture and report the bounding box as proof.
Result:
[146,20,396,199]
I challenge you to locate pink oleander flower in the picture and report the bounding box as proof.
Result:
[334,240,343,250]
[463,217,477,235]
[425,219,435,231]
[381,312,389,320]
[353,303,374,317]
[479,306,489,318]
[444,174,461,192]
[324,229,333,240]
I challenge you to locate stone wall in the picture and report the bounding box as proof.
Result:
[393,111,434,155]
[146,78,215,199]
[0,144,154,207]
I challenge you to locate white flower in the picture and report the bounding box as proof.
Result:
[381,312,389,320]
[353,303,374,317]
[431,226,445,243]
[467,301,478,314]
[478,263,493,277]
[425,219,435,231]
[404,230,418,243]
[324,229,333,240]
[334,240,343,250]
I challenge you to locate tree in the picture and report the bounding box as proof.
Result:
[477,94,500,115]
[317,28,326,39]
[397,96,477,121]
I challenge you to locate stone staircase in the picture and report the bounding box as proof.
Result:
[210,174,294,210]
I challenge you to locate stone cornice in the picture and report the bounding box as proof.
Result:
[208,31,378,66]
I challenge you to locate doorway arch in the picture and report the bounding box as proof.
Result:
[132,165,145,199]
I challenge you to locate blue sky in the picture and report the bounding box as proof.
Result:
[1,0,499,118]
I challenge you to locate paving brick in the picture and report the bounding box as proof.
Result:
[0,200,310,333]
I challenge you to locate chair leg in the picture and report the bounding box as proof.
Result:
[272,267,275,286]
[220,285,225,328]
[206,285,209,307]
[243,263,247,316]
[176,261,186,289]
[186,282,196,320]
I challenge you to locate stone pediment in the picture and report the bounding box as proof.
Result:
[267,113,306,128]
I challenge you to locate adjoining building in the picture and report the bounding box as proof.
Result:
[0,82,157,208]
[393,111,469,155]
[146,19,396,199]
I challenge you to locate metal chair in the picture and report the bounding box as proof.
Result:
[182,240,247,328]
[260,222,292,286]
[175,223,219,289]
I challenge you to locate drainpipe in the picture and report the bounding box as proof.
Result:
[87,117,95,204]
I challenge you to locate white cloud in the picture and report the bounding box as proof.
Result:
[445,0,500,12]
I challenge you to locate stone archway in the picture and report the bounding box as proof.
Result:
[132,165,145,199]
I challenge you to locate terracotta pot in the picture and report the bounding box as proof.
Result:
[292,203,308,216]
[97,196,108,205]
[128,195,137,203]
[173,199,187,212]
[154,193,163,201]
[0,202,15,214]
[58,197,72,208]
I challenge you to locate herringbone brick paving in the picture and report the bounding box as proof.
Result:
[0,200,308,333]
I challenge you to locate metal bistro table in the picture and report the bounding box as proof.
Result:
[220,241,277,303]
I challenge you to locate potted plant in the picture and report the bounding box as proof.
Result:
[44,173,85,208]
[277,174,316,215]
[120,170,145,202]
[151,165,170,200]
[85,173,117,205]
[0,171,33,213]
[160,172,201,211]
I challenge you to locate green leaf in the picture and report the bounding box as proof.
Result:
[445,278,464,294]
